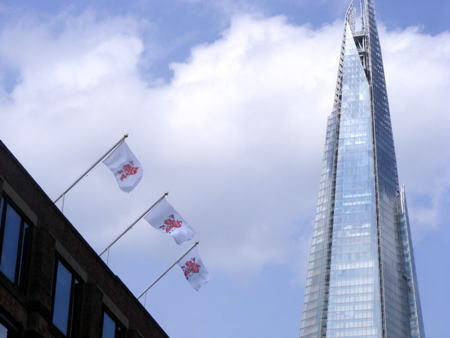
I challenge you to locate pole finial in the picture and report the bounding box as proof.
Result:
[53,134,130,204]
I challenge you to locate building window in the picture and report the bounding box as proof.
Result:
[0,315,19,338]
[52,260,81,336]
[101,310,125,338]
[0,323,6,338]
[0,197,30,285]
[0,322,19,338]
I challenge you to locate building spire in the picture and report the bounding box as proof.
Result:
[346,0,368,32]
[299,0,425,336]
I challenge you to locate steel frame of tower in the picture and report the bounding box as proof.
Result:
[299,1,425,337]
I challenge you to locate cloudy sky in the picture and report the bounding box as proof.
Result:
[0,0,449,337]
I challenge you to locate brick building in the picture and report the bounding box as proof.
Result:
[0,141,168,338]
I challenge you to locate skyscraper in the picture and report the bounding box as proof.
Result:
[299,1,425,337]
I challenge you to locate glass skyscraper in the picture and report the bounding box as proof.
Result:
[299,1,425,337]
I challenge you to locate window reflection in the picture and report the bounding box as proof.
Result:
[0,198,30,285]
[325,23,382,337]
[101,311,124,338]
[102,312,116,338]
[0,323,7,338]
[0,320,19,338]
[52,260,80,336]
[1,205,21,281]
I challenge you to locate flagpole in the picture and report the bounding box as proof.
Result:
[53,134,129,204]
[99,192,169,257]
[137,241,200,299]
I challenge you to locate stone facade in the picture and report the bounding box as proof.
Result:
[0,141,168,338]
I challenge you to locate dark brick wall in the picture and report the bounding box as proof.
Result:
[0,141,168,338]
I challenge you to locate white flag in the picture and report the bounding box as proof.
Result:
[178,249,210,291]
[144,198,195,245]
[103,141,143,192]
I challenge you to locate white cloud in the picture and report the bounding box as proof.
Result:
[382,27,450,235]
[0,13,449,280]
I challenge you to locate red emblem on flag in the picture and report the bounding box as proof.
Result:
[160,215,183,233]
[182,258,201,278]
[117,161,139,181]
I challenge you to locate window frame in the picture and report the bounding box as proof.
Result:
[51,257,82,337]
[0,309,20,338]
[100,307,126,338]
[0,195,32,287]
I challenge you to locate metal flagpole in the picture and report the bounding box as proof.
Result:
[53,134,129,204]
[61,194,66,213]
[137,241,199,300]
[99,192,169,257]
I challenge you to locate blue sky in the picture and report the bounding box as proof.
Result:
[0,0,449,337]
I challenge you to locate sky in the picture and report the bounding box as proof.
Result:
[0,0,449,337]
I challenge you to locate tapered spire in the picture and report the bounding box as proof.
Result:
[299,0,425,337]
[345,0,366,31]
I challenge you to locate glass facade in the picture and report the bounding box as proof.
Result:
[300,1,424,337]
[325,23,382,337]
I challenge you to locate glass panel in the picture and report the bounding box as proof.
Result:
[52,261,73,335]
[16,222,30,285]
[0,203,22,281]
[102,312,116,338]
[0,323,7,338]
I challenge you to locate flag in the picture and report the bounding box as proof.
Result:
[178,249,210,291]
[144,198,195,245]
[103,141,143,192]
